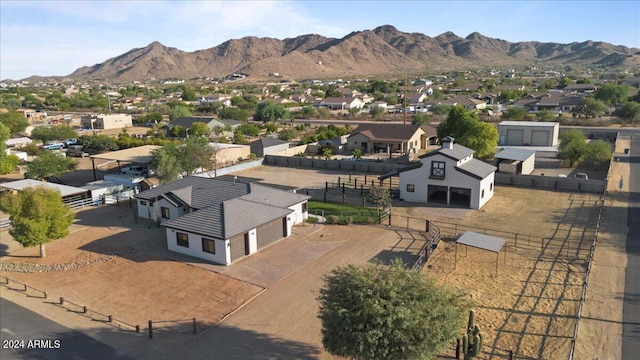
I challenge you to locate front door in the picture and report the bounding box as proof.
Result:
[244,233,250,255]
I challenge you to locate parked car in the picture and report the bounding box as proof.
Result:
[121,165,148,177]
[41,142,65,150]
[66,145,89,158]
[572,173,589,180]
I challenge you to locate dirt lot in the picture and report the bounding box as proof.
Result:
[1,164,610,359]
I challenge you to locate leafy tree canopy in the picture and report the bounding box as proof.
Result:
[571,97,608,119]
[365,185,392,209]
[0,111,30,135]
[613,101,640,123]
[218,107,249,122]
[0,186,75,257]
[189,122,211,137]
[26,151,78,180]
[594,83,628,105]
[254,101,290,122]
[318,261,471,360]
[557,129,588,167]
[411,114,431,125]
[168,105,193,121]
[585,139,612,165]
[30,125,77,144]
[438,106,498,160]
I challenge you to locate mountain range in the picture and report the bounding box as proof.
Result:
[42,25,640,83]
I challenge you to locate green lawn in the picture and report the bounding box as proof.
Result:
[308,201,381,224]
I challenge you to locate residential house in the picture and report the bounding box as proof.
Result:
[81,113,133,130]
[396,137,496,209]
[134,176,310,265]
[346,123,437,156]
[170,116,240,135]
[249,137,290,157]
[425,96,486,111]
[514,92,582,114]
[317,97,365,110]
[563,84,597,94]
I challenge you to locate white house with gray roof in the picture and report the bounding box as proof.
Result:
[397,137,496,209]
[134,176,309,265]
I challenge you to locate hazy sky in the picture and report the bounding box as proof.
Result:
[1,0,639,80]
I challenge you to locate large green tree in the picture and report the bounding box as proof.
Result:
[168,105,193,121]
[613,102,640,123]
[571,97,608,119]
[0,111,29,135]
[30,125,77,144]
[26,151,78,180]
[585,140,612,166]
[437,106,499,160]
[594,84,628,105]
[318,261,471,360]
[189,122,211,137]
[254,101,290,122]
[150,138,217,182]
[0,186,75,257]
[557,129,588,167]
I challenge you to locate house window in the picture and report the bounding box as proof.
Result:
[490,182,493,191]
[406,184,415,192]
[176,232,189,248]
[202,238,215,254]
[302,202,308,213]
[430,161,446,179]
[482,189,485,198]
[140,200,147,206]
[161,207,170,219]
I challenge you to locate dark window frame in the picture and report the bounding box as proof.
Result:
[430,161,446,179]
[161,206,170,219]
[202,238,215,254]
[406,184,415,192]
[176,232,189,247]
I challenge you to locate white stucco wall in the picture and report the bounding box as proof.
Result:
[156,198,187,223]
[287,201,308,225]
[165,228,229,265]
[399,154,493,209]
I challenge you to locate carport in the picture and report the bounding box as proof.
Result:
[88,145,160,181]
[455,231,506,276]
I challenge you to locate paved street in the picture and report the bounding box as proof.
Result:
[0,298,134,360]
[623,136,640,360]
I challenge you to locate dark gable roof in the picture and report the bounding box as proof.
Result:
[350,123,435,142]
[163,199,292,239]
[172,116,216,128]
[249,137,290,148]
[456,159,497,180]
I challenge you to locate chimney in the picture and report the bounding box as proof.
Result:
[442,136,454,150]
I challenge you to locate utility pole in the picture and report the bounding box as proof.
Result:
[403,71,408,125]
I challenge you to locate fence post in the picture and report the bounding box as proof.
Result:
[149,320,153,339]
[378,210,382,224]
[455,338,461,359]
[342,183,345,194]
[136,325,140,333]
[193,317,197,334]
[364,173,367,183]
[325,181,328,191]
[509,350,514,360]
[425,220,430,233]
[388,213,392,226]
[23,283,27,291]
[354,178,357,189]
[60,297,64,305]
[44,291,47,299]
[83,306,87,314]
[108,315,112,323]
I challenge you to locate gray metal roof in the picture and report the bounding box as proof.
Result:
[420,143,475,161]
[456,231,505,253]
[249,137,290,148]
[0,179,89,198]
[494,148,536,162]
[163,198,292,239]
[456,159,497,180]
[498,121,558,127]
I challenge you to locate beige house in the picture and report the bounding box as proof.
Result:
[346,123,437,157]
[81,113,133,130]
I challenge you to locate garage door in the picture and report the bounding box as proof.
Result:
[229,233,248,263]
[531,130,550,146]
[428,185,448,204]
[506,129,524,145]
[256,218,286,249]
[450,187,471,208]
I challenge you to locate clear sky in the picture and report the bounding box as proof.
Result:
[1,0,639,80]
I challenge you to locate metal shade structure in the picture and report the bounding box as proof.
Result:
[455,231,507,276]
